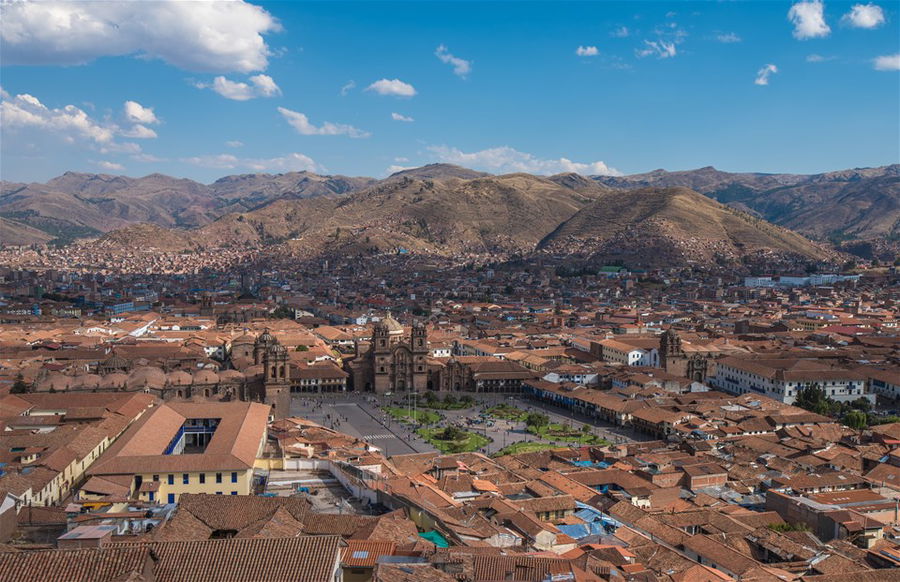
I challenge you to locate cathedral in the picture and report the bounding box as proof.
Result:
[660,328,710,383]
[347,314,429,393]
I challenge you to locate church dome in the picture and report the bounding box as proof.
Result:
[101,352,129,371]
[218,370,245,383]
[72,374,101,389]
[37,373,71,392]
[128,366,166,389]
[256,328,276,346]
[99,373,128,390]
[193,369,220,385]
[167,370,192,386]
[382,313,404,335]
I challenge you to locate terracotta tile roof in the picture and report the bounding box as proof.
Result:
[88,401,269,476]
[0,545,147,582]
[0,535,344,582]
[342,539,396,567]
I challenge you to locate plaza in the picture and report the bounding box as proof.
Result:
[289,391,647,457]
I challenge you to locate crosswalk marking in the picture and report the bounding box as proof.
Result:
[362,434,395,441]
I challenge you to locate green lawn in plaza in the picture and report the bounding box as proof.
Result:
[417,426,491,453]
[492,441,562,457]
[485,404,529,421]
[526,422,610,445]
[383,406,442,425]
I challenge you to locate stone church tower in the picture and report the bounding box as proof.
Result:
[258,331,290,418]
[660,328,709,383]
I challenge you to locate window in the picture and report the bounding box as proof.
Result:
[231,491,238,495]
[216,473,222,483]
[216,491,222,495]
[199,473,206,484]
[148,492,155,502]
[167,474,174,485]
[168,493,175,504]
[182,473,189,485]
[152,475,159,482]
[231,472,238,483]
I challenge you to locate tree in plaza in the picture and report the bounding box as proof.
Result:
[440,425,468,441]
[525,412,550,429]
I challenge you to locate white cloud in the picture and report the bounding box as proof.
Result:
[755,64,778,85]
[873,53,900,70]
[1,92,162,151]
[427,145,620,176]
[610,26,630,38]
[806,53,833,62]
[100,142,142,155]
[1,91,115,143]
[391,112,414,122]
[365,78,417,97]
[576,45,599,57]
[387,165,417,174]
[225,140,244,148]
[435,45,471,78]
[277,107,370,138]
[131,153,166,163]
[788,1,831,39]
[0,0,280,73]
[394,157,409,162]
[123,100,159,124]
[96,160,125,172]
[119,124,158,139]
[842,3,885,28]
[182,152,321,172]
[636,40,677,59]
[716,32,742,43]
[340,80,356,96]
[201,74,281,100]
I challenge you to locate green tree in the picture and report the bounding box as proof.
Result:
[440,426,467,441]
[795,384,832,416]
[11,374,28,394]
[850,397,872,412]
[844,410,868,430]
[525,412,550,429]
[270,306,294,319]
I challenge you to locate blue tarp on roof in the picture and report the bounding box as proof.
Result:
[419,530,450,548]
[558,524,590,539]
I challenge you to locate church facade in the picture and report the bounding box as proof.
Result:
[660,328,711,383]
[347,314,429,393]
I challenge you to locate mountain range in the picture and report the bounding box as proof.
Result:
[2,163,897,267]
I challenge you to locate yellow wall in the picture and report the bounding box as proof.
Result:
[136,469,253,503]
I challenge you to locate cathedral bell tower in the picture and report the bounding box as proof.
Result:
[262,337,290,419]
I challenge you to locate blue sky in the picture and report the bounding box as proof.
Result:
[1,1,898,183]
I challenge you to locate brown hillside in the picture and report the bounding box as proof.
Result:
[539,187,836,266]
